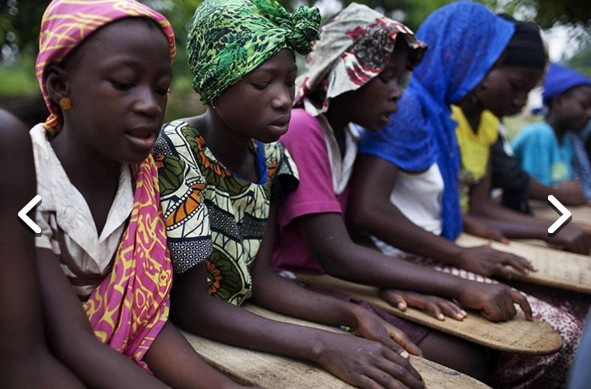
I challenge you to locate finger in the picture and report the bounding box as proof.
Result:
[504,295,517,319]
[492,263,514,279]
[387,327,423,357]
[380,289,408,311]
[375,329,408,358]
[510,289,533,321]
[502,253,535,273]
[480,302,502,322]
[380,349,423,387]
[362,369,407,389]
[437,301,467,321]
[355,374,383,389]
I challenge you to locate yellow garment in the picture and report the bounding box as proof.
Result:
[453,105,499,213]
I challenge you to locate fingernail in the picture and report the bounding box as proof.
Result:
[461,310,467,316]
[437,313,444,320]
[397,303,406,310]
[400,350,410,358]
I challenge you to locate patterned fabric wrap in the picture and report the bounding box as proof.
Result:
[361,1,514,240]
[188,0,320,104]
[36,0,175,369]
[295,3,426,115]
[83,155,173,369]
[155,121,299,305]
[36,0,176,136]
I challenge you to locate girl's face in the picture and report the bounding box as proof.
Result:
[475,65,543,117]
[552,86,591,131]
[212,49,297,143]
[338,40,409,132]
[56,19,172,163]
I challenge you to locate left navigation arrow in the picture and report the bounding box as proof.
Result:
[18,195,42,235]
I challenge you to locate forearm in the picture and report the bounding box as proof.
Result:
[470,199,547,239]
[351,205,464,266]
[171,289,339,364]
[145,321,238,389]
[528,178,552,201]
[250,269,364,329]
[37,251,166,389]
[2,343,83,389]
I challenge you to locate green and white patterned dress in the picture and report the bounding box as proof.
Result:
[154,120,298,305]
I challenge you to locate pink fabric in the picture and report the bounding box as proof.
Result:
[274,108,349,273]
[36,0,175,136]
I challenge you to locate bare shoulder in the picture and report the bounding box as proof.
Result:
[0,110,35,195]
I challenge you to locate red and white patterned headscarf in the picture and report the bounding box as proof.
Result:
[295,3,425,115]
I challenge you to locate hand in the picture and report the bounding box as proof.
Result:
[457,245,536,278]
[546,224,591,254]
[553,180,586,206]
[379,289,467,321]
[455,281,533,322]
[316,333,424,389]
[352,307,422,358]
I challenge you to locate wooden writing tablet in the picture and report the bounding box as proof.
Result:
[182,304,490,388]
[456,233,591,294]
[295,273,562,356]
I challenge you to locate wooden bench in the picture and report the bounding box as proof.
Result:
[182,304,491,388]
[295,273,562,356]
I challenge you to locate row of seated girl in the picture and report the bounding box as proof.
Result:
[1,0,588,388]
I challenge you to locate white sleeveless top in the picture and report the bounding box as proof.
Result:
[371,163,444,257]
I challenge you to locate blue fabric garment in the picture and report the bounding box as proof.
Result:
[543,63,591,106]
[568,311,591,388]
[360,1,514,240]
[511,122,574,186]
[565,131,591,200]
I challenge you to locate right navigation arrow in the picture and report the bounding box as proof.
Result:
[547,195,572,236]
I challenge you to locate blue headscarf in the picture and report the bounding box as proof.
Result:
[360,1,515,240]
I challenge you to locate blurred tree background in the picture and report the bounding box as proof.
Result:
[1,0,590,126]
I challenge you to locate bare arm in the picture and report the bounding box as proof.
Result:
[170,228,423,388]
[144,321,243,389]
[37,248,169,389]
[295,210,532,322]
[530,178,588,206]
[469,159,591,254]
[251,203,421,357]
[349,154,533,278]
[349,155,465,266]
[0,112,82,388]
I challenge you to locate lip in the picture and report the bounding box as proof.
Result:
[125,127,158,150]
[379,107,397,125]
[270,116,291,127]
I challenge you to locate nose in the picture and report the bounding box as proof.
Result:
[513,92,528,111]
[133,86,163,117]
[271,84,293,111]
[388,79,403,101]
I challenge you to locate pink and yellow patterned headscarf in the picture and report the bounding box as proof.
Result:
[36,0,176,136]
[36,0,176,369]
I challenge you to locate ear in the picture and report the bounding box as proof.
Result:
[44,65,70,104]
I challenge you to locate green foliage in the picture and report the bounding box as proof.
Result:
[565,46,591,78]
[0,63,38,96]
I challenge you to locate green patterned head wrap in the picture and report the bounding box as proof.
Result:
[188,0,321,104]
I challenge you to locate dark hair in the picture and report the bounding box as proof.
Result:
[498,14,547,69]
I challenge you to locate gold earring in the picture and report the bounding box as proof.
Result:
[58,97,72,110]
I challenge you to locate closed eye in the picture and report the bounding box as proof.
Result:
[110,80,134,91]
